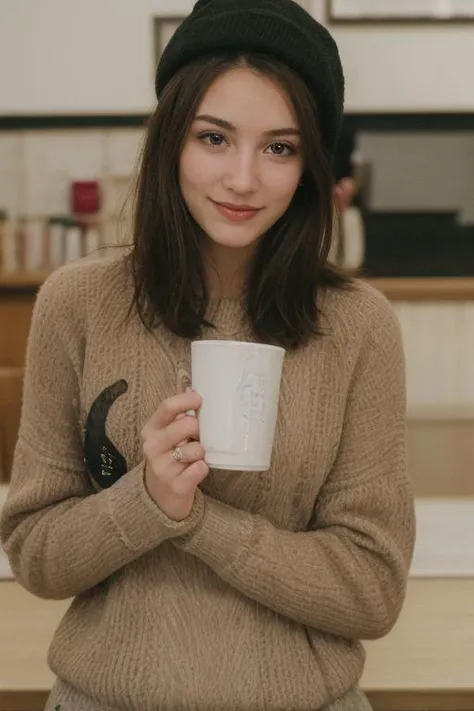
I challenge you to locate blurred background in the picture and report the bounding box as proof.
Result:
[0,2,473,710]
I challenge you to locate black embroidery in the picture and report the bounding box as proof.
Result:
[84,380,129,489]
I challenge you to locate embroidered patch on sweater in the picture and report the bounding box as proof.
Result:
[84,379,129,489]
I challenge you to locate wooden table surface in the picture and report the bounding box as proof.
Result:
[1,578,474,711]
[367,277,474,302]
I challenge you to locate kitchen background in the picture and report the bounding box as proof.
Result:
[2,127,474,275]
[1,0,474,278]
[1,0,474,576]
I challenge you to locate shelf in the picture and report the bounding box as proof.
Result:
[367,277,474,301]
[0,271,50,290]
[2,273,474,300]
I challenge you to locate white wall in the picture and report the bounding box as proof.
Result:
[309,0,474,111]
[0,0,195,115]
[394,302,474,420]
[1,0,474,114]
[332,23,474,112]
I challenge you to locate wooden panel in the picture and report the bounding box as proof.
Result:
[367,690,474,710]
[0,294,35,367]
[1,691,473,711]
[408,420,474,496]
[0,368,23,482]
[0,272,49,289]
[370,277,474,301]
[0,690,48,711]
[0,290,35,481]
[1,689,473,711]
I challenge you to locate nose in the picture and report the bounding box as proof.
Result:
[222,148,259,195]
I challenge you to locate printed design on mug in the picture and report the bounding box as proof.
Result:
[238,369,268,423]
[84,380,129,489]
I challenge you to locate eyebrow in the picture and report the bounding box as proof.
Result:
[194,114,300,137]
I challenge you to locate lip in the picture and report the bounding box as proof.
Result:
[211,200,262,222]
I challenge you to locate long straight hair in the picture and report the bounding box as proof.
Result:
[130,52,351,349]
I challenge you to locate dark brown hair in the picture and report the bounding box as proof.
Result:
[130,52,351,349]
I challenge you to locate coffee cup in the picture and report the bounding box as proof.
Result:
[191,340,285,471]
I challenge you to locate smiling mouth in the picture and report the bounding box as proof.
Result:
[211,200,262,222]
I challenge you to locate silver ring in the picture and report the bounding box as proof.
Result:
[172,446,184,462]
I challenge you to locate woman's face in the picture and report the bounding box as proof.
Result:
[179,66,304,251]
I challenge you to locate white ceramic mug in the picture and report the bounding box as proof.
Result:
[191,340,285,471]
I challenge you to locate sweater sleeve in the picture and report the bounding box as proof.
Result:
[175,299,416,640]
[0,267,204,600]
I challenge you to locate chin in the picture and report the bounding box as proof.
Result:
[203,223,264,250]
[207,231,262,250]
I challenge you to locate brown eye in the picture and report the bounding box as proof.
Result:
[267,142,295,157]
[200,132,226,146]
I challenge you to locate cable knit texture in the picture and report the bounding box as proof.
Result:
[0,253,415,711]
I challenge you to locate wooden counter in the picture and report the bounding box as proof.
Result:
[367,277,474,302]
[2,273,474,302]
[0,272,50,290]
[1,579,473,711]
[363,578,474,710]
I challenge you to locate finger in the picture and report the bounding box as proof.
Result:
[143,417,201,468]
[147,442,205,483]
[141,391,202,440]
[172,460,209,495]
[143,415,199,460]
[161,416,200,451]
[154,406,193,438]
[170,441,205,466]
[184,386,197,418]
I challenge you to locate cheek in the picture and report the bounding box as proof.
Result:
[266,167,301,204]
[180,144,218,191]
[179,144,199,190]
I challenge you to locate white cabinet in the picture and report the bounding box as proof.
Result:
[394,302,474,419]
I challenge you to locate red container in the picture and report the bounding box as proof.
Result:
[71,180,100,214]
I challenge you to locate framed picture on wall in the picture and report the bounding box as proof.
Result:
[328,0,474,23]
[154,16,186,67]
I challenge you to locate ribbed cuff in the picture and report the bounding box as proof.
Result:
[106,462,206,554]
[176,496,255,571]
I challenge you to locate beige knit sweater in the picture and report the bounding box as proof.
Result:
[1,254,415,711]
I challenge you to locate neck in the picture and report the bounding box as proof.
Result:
[203,240,254,299]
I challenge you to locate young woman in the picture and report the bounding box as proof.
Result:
[1,1,415,710]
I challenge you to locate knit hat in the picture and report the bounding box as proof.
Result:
[155,0,345,158]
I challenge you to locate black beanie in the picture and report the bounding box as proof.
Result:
[155,0,345,158]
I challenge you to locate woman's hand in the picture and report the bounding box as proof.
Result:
[141,390,209,522]
[334,176,356,213]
